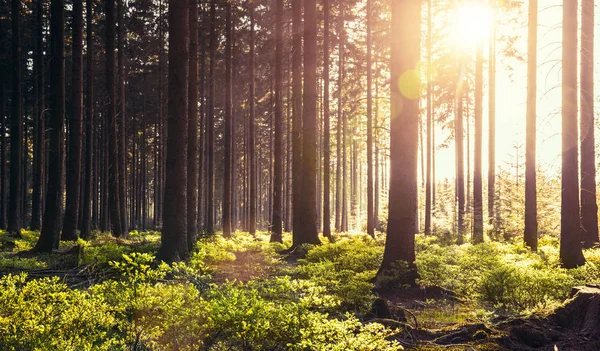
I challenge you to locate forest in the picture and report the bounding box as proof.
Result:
[1,0,600,349]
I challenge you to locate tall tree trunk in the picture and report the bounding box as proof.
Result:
[197,12,206,232]
[291,0,303,237]
[524,0,538,250]
[248,2,257,235]
[222,1,233,238]
[205,0,216,235]
[81,0,94,239]
[322,0,332,239]
[472,41,484,243]
[424,0,432,236]
[32,0,45,232]
[187,0,199,249]
[293,0,320,247]
[158,0,190,262]
[62,0,84,241]
[36,0,65,251]
[0,81,6,229]
[106,0,123,237]
[341,111,347,232]
[117,0,128,234]
[488,0,496,228]
[580,0,598,248]
[376,0,420,286]
[8,0,23,236]
[560,0,586,268]
[456,76,465,243]
[366,0,374,237]
[335,11,344,232]
[271,0,283,242]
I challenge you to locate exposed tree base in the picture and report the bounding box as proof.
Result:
[369,285,600,350]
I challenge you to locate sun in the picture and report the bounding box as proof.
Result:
[451,2,492,49]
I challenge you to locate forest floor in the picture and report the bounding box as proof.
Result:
[0,229,599,350]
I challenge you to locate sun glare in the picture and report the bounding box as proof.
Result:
[452,2,492,49]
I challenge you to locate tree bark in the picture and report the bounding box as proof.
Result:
[222,1,233,238]
[291,0,303,238]
[248,2,257,236]
[271,0,284,242]
[560,0,586,268]
[524,0,538,250]
[376,0,421,286]
[323,0,332,239]
[62,0,84,241]
[8,0,23,236]
[488,0,496,229]
[117,0,128,234]
[36,0,65,252]
[366,0,374,237]
[158,0,190,262]
[187,0,199,249]
[294,0,320,247]
[335,11,344,233]
[472,42,484,244]
[32,0,45,232]
[205,0,216,235]
[580,0,598,248]
[424,0,432,236]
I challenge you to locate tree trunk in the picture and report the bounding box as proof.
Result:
[248,3,257,235]
[117,0,128,234]
[293,0,320,247]
[424,0,432,236]
[456,77,465,243]
[8,0,23,236]
[81,0,96,239]
[205,0,216,235]
[560,0,586,268]
[473,42,484,244]
[187,0,199,249]
[366,0,374,237]
[62,0,84,241]
[271,0,283,242]
[158,0,190,262]
[580,0,598,248]
[376,0,420,286]
[322,0,332,239]
[31,0,45,232]
[291,0,303,238]
[0,81,6,230]
[222,1,233,239]
[335,11,344,233]
[105,0,123,238]
[488,0,496,229]
[36,0,65,252]
[524,0,538,250]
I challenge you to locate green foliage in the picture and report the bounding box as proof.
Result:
[297,236,382,313]
[0,274,121,351]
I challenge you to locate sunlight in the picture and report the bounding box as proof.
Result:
[451,2,492,49]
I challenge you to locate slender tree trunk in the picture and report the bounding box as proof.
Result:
[81,0,94,239]
[291,0,303,238]
[293,0,320,247]
[488,0,496,228]
[205,0,216,235]
[222,1,233,238]
[376,0,420,286]
[248,2,257,235]
[456,76,465,243]
[117,0,128,234]
[106,0,123,237]
[341,111,348,232]
[335,12,344,232]
[32,0,45,232]
[424,0,432,236]
[197,12,206,232]
[580,0,598,248]
[187,0,199,248]
[271,0,284,242]
[36,0,65,251]
[560,0,586,268]
[0,81,6,230]
[62,0,84,241]
[366,0,374,237]
[158,0,190,262]
[8,0,23,236]
[524,0,538,250]
[473,41,484,243]
[322,0,332,239]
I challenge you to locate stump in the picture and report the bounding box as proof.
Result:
[551,285,600,339]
